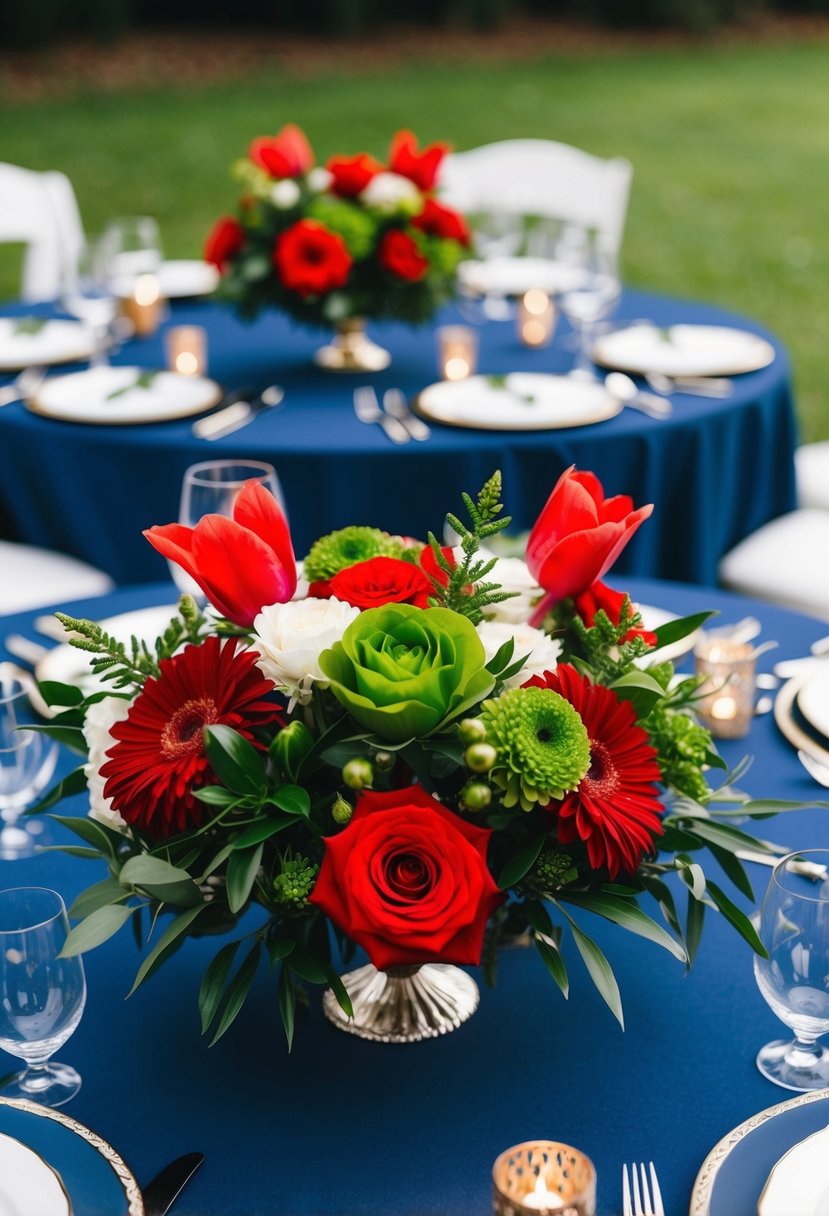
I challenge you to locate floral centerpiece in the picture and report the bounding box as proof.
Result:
[40,469,781,1046]
[204,123,470,371]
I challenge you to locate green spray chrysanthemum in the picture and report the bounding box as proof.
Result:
[306,196,376,259]
[304,526,396,583]
[273,855,319,910]
[481,686,590,812]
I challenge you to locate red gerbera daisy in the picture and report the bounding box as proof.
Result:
[100,637,278,838]
[523,664,664,878]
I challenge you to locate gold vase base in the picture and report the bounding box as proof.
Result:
[322,963,479,1043]
[312,323,391,372]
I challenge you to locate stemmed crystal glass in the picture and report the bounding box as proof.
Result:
[170,460,286,599]
[101,215,163,297]
[555,225,621,380]
[754,849,829,1090]
[0,887,86,1107]
[60,235,118,367]
[0,673,59,860]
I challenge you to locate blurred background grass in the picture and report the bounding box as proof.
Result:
[1,36,827,436]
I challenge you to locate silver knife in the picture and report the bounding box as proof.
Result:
[142,1152,204,1216]
[193,386,285,441]
[383,388,431,441]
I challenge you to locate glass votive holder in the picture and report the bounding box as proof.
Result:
[694,636,757,739]
[437,325,478,381]
[518,289,557,348]
[492,1140,596,1216]
[165,325,208,376]
[120,273,163,337]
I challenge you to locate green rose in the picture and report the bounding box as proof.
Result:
[318,605,495,743]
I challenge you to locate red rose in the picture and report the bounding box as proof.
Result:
[388,129,449,192]
[249,123,314,178]
[327,152,383,198]
[378,229,429,282]
[413,198,471,247]
[526,467,653,624]
[274,219,352,298]
[204,216,245,271]
[310,785,504,970]
[572,581,657,647]
[329,555,432,609]
[419,543,455,590]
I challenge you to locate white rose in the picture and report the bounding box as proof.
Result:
[82,696,131,833]
[360,171,420,212]
[483,557,544,625]
[252,597,360,708]
[270,179,301,209]
[476,620,562,689]
[306,167,333,193]
[291,559,310,602]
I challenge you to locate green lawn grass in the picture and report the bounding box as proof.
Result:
[2,39,828,436]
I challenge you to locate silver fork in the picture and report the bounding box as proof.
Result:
[353,385,409,444]
[0,365,46,408]
[383,388,431,441]
[622,1162,664,1216]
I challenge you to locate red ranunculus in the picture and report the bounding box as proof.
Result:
[249,123,314,178]
[572,580,657,648]
[204,216,245,271]
[310,785,504,969]
[413,198,471,246]
[524,665,664,878]
[526,467,653,624]
[144,480,296,628]
[388,129,449,191]
[327,152,383,198]
[101,637,279,838]
[378,229,429,282]
[274,219,352,298]
[328,556,433,610]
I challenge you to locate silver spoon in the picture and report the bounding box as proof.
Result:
[645,371,734,398]
[605,372,673,419]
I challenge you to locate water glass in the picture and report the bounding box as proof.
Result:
[555,226,621,379]
[0,887,86,1107]
[102,215,163,296]
[0,673,58,860]
[60,236,117,365]
[754,849,829,1091]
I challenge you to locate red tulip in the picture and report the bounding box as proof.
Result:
[526,467,652,622]
[249,123,314,178]
[388,129,449,192]
[204,216,245,271]
[144,481,296,628]
[326,152,383,197]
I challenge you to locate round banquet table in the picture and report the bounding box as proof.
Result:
[0,289,796,588]
[1,577,827,1216]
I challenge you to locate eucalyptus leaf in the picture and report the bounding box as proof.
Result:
[559,891,686,961]
[199,941,240,1035]
[556,905,624,1029]
[706,880,767,956]
[685,890,705,965]
[209,941,262,1046]
[277,963,296,1052]
[68,878,129,921]
[60,903,135,957]
[233,815,293,849]
[226,842,264,914]
[535,936,569,998]
[129,904,205,995]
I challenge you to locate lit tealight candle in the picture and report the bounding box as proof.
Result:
[518,289,556,348]
[437,325,478,381]
[694,635,757,739]
[165,325,208,376]
[121,273,163,337]
[492,1140,596,1216]
[521,1176,566,1211]
[710,695,738,721]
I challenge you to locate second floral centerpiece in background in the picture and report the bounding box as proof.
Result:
[204,123,470,371]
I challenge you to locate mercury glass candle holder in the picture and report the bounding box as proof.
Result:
[165,325,208,376]
[120,273,163,337]
[517,290,557,348]
[492,1140,597,1216]
[694,636,757,739]
[436,325,478,381]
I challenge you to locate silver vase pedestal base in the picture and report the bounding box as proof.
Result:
[322,963,479,1043]
[312,318,391,372]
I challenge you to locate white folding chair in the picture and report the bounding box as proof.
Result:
[438,138,633,256]
[0,163,85,302]
[719,510,829,622]
[0,541,113,616]
[795,442,829,512]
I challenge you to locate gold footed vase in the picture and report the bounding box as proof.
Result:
[322,963,479,1043]
[312,318,391,372]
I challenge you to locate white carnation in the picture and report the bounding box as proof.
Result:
[307,167,333,192]
[360,171,420,212]
[252,598,360,708]
[483,557,544,625]
[82,696,131,833]
[270,179,301,209]
[476,620,562,689]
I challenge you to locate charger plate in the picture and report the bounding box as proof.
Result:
[416,373,621,431]
[28,366,221,425]
[0,1097,143,1215]
[773,678,829,762]
[593,323,775,378]
[0,318,97,371]
[690,1088,829,1215]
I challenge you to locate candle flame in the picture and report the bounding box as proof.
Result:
[134,274,160,306]
[445,356,471,381]
[175,351,199,376]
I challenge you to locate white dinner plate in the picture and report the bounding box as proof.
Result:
[0,1131,71,1215]
[0,318,97,371]
[758,1120,829,1215]
[636,603,700,667]
[592,323,776,377]
[458,257,587,298]
[157,260,219,299]
[416,373,622,431]
[794,667,829,741]
[28,366,222,425]
[773,677,829,762]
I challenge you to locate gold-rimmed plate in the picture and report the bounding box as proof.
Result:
[0,1130,72,1214]
[415,373,622,431]
[592,323,776,378]
[0,1098,143,1214]
[28,366,222,426]
[773,677,829,762]
[0,318,98,371]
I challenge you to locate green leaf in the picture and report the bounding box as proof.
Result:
[233,815,293,849]
[271,785,311,818]
[27,767,88,815]
[203,724,265,796]
[68,878,129,921]
[685,818,766,856]
[277,963,296,1052]
[28,724,87,754]
[523,899,554,938]
[199,941,239,1035]
[686,890,705,965]
[192,786,239,808]
[652,611,716,650]
[37,679,85,707]
[559,891,686,962]
[609,670,666,718]
[708,843,755,901]
[119,854,202,908]
[266,937,295,967]
[38,844,102,859]
[535,935,569,998]
[323,964,353,1019]
[485,637,515,675]
[706,880,768,957]
[209,941,262,1046]
[675,859,707,902]
[556,905,624,1028]
[641,875,683,939]
[50,814,117,858]
[129,904,205,995]
[498,834,546,890]
[226,842,264,914]
[287,944,329,985]
[60,903,135,956]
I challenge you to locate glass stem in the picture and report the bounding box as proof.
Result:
[571,319,594,378]
[20,1060,51,1093]
[786,1035,821,1066]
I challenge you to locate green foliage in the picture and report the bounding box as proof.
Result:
[303,526,395,582]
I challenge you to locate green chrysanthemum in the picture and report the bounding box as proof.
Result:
[273,855,319,910]
[481,686,590,811]
[520,848,579,896]
[307,196,376,259]
[304,526,396,583]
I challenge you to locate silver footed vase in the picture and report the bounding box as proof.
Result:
[322,963,479,1043]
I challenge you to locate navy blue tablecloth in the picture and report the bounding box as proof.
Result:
[1,577,826,1216]
[0,290,796,587]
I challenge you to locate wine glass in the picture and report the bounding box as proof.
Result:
[0,887,86,1107]
[555,226,621,380]
[754,849,829,1091]
[0,673,59,860]
[60,235,118,367]
[102,215,163,296]
[170,460,286,599]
